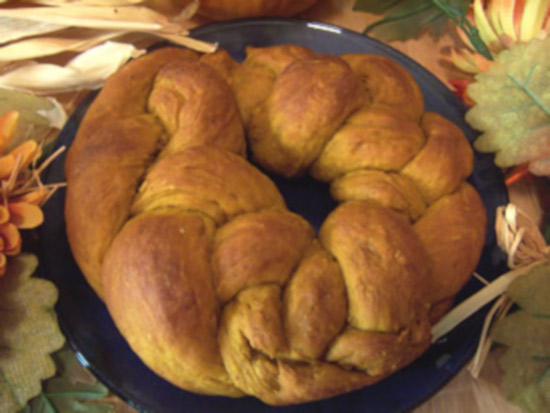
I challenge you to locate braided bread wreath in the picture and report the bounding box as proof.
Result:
[64,43,487,405]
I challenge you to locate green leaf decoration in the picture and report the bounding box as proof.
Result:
[0,254,65,413]
[492,262,550,412]
[0,89,53,127]
[506,263,550,317]
[0,88,67,150]
[25,348,114,413]
[498,348,550,413]
[494,311,550,357]
[354,0,470,41]
[466,37,550,174]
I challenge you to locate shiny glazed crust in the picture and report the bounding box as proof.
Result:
[65,46,487,405]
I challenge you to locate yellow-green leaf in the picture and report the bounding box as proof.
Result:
[0,88,66,129]
[494,311,550,357]
[466,37,550,174]
[492,262,550,412]
[355,0,471,41]
[506,262,550,316]
[0,254,65,413]
[498,348,550,413]
[0,88,67,151]
[26,348,114,413]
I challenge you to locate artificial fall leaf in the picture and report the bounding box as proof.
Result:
[0,254,65,413]
[449,0,550,75]
[498,348,550,413]
[506,263,550,316]
[25,347,114,413]
[8,140,38,170]
[0,222,22,256]
[529,157,550,176]
[10,187,48,206]
[0,110,18,155]
[0,89,67,149]
[494,311,550,356]
[492,261,550,413]
[465,37,550,176]
[7,202,44,229]
[0,204,9,224]
[354,0,470,41]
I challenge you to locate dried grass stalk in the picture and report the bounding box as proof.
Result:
[149,31,217,53]
[27,0,145,6]
[0,16,66,45]
[431,203,550,376]
[0,41,145,94]
[0,29,123,61]
[0,6,177,32]
[496,203,550,268]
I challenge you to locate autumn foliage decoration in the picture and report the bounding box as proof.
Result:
[0,111,63,276]
[451,0,550,74]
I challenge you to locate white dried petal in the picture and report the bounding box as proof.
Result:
[38,98,68,129]
[0,30,122,61]
[0,5,173,31]
[0,41,145,94]
[0,16,66,45]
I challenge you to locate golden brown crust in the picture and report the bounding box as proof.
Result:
[65,49,245,298]
[283,241,347,360]
[325,321,431,376]
[310,106,425,181]
[212,210,314,303]
[65,45,487,405]
[341,53,425,122]
[132,146,285,225]
[320,202,431,333]
[102,210,242,397]
[402,112,474,204]
[68,48,198,149]
[330,170,427,221]
[218,284,379,405]
[231,45,318,126]
[199,49,240,84]
[65,115,163,298]
[248,55,363,177]
[414,182,487,303]
[147,60,245,156]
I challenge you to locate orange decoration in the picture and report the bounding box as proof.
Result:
[10,140,39,170]
[12,187,49,206]
[8,202,44,229]
[0,110,65,276]
[0,110,19,152]
[0,205,9,225]
[0,222,22,256]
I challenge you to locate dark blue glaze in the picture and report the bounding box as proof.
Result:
[37,19,509,413]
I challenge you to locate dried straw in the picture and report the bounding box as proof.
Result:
[431,203,550,377]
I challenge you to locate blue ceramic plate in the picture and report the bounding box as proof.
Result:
[38,19,509,413]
